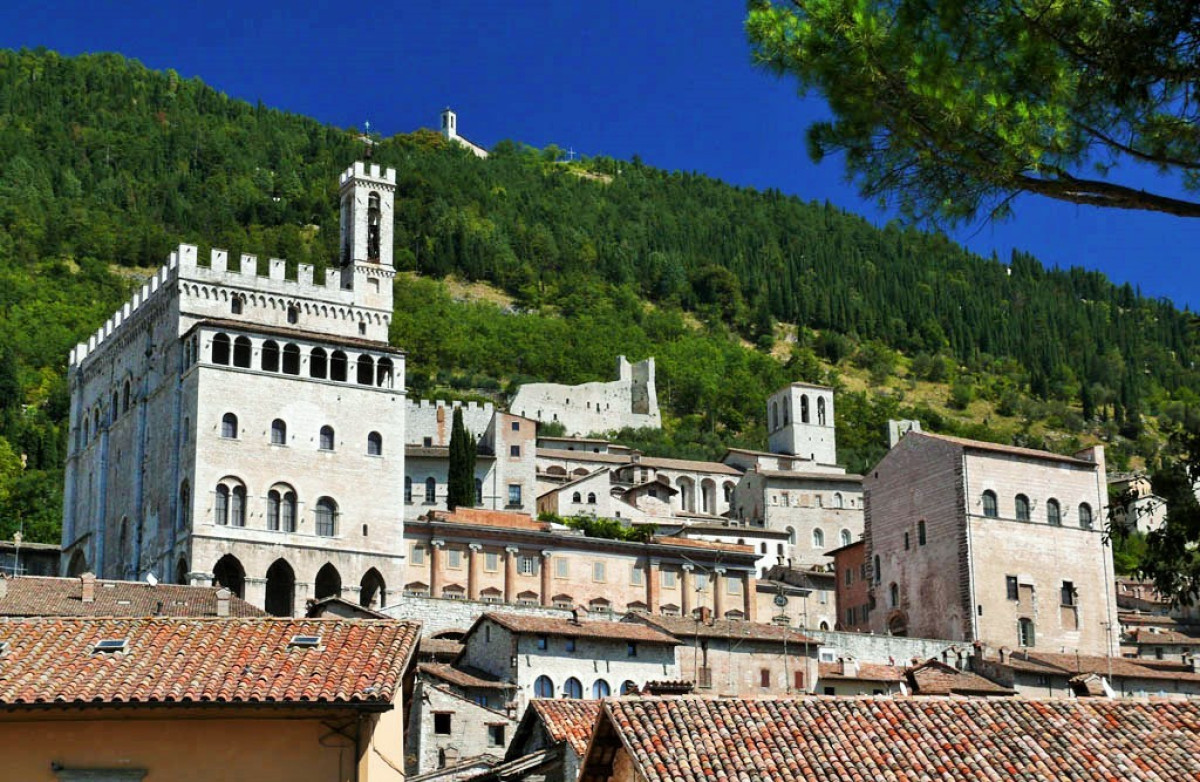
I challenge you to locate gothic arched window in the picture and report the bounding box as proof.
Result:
[367,192,382,261]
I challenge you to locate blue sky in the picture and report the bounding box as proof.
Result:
[3,0,1197,309]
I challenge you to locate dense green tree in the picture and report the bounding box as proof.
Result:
[446,407,476,511]
[746,1,1200,223]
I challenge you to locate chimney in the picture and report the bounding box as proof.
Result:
[215,587,231,618]
[80,572,97,603]
[698,606,713,626]
[840,657,859,677]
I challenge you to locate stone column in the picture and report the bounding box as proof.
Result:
[430,539,445,599]
[680,564,695,617]
[504,546,519,604]
[341,584,362,606]
[646,558,660,614]
[743,572,757,622]
[292,580,311,618]
[713,567,726,620]
[243,576,267,610]
[540,551,553,607]
[468,543,483,601]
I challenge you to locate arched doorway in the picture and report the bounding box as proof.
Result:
[887,610,909,637]
[175,557,189,585]
[66,550,88,577]
[212,554,246,598]
[360,568,386,609]
[265,559,296,617]
[315,563,342,600]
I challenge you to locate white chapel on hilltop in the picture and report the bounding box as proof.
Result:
[440,107,489,158]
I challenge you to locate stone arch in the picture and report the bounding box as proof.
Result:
[315,562,342,600]
[700,478,716,514]
[212,554,246,598]
[676,476,696,513]
[801,395,810,424]
[360,568,386,609]
[887,610,908,637]
[175,557,189,585]
[265,558,296,617]
[66,550,88,577]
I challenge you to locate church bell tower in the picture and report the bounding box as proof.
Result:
[338,162,396,313]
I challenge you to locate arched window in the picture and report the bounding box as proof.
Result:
[357,355,375,385]
[93,408,100,435]
[212,333,231,365]
[221,412,238,439]
[1079,502,1094,530]
[425,477,436,503]
[286,305,299,325]
[917,520,926,546]
[215,484,230,526]
[231,485,246,527]
[367,431,382,456]
[834,492,844,509]
[404,477,413,504]
[873,554,881,584]
[812,528,825,548]
[770,401,779,431]
[534,676,554,698]
[112,390,119,419]
[723,482,735,503]
[310,347,328,379]
[786,527,796,545]
[330,350,348,382]
[212,554,245,598]
[367,192,382,261]
[122,379,131,413]
[592,679,611,698]
[281,343,300,375]
[562,677,583,699]
[1018,617,1035,647]
[281,489,297,532]
[315,497,338,537]
[475,478,483,505]
[179,480,191,528]
[233,336,252,368]
[783,397,790,425]
[231,294,243,315]
[587,492,597,504]
[572,492,582,503]
[1047,498,1062,526]
[268,489,281,531]
[315,563,341,599]
[262,340,280,372]
[265,559,295,617]
[889,582,899,608]
[271,419,287,445]
[840,529,852,547]
[320,425,335,451]
[377,357,395,388]
[1015,494,1030,522]
[801,395,810,423]
[818,396,827,425]
[982,490,998,518]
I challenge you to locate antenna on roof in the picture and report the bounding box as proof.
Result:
[146,572,159,587]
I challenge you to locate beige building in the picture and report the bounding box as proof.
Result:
[865,431,1117,656]
[62,162,406,616]
[0,616,420,782]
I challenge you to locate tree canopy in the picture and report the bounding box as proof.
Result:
[745,0,1200,223]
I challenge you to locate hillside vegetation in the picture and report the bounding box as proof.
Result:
[0,48,1197,543]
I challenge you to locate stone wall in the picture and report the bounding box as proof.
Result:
[382,595,573,636]
[407,680,514,775]
[806,628,962,665]
[510,356,660,437]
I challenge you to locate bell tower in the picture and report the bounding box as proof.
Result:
[338,161,396,313]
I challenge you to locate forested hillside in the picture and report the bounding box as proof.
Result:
[0,48,1197,543]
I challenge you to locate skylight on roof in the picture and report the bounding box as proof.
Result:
[288,635,321,649]
[92,638,128,653]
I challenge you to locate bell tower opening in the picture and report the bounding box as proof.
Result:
[367,192,381,262]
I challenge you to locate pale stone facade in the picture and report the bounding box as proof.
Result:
[441,108,490,158]
[62,163,407,615]
[406,679,516,775]
[766,382,836,464]
[512,356,660,437]
[865,432,1118,656]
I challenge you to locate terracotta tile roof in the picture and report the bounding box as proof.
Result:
[817,662,905,683]
[480,613,678,645]
[906,660,1015,696]
[915,431,1097,466]
[627,614,815,645]
[599,697,1200,782]
[649,536,754,554]
[530,699,602,757]
[638,456,742,476]
[994,649,1200,682]
[1131,628,1197,645]
[425,508,547,531]
[419,663,516,690]
[757,469,862,481]
[0,617,419,709]
[419,638,465,659]
[0,575,264,617]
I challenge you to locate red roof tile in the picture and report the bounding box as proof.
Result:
[916,431,1097,466]
[906,660,1014,695]
[480,613,678,645]
[817,661,905,683]
[530,699,602,757]
[0,617,419,709]
[0,575,264,617]
[419,663,516,690]
[599,697,1200,782]
[628,614,815,645]
[426,508,548,531]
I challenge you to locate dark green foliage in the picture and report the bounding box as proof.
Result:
[0,48,1198,543]
[539,512,657,543]
[446,407,476,511]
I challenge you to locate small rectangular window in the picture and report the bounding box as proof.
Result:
[661,570,677,588]
[696,573,709,591]
[1006,575,1018,601]
[630,567,644,586]
[447,549,462,569]
[627,642,638,657]
[593,561,606,583]
[903,532,910,550]
[484,552,499,571]
[508,484,522,506]
[520,556,537,576]
[794,671,805,690]
[760,668,771,688]
[555,557,569,579]
[565,638,576,652]
[1061,581,1076,607]
[412,545,426,566]
[434,713,452,735]
[423,436,433,447]
[510,421,520,432]
[488,724,506,747]
[727,577,743,595]
[510,444,521,457]
[536,635,548,650]
[844,568,853,586]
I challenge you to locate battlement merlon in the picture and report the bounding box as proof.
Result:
[69,242,395,369]
[339,161,397,189]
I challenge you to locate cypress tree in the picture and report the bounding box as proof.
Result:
[447,407,476,511]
